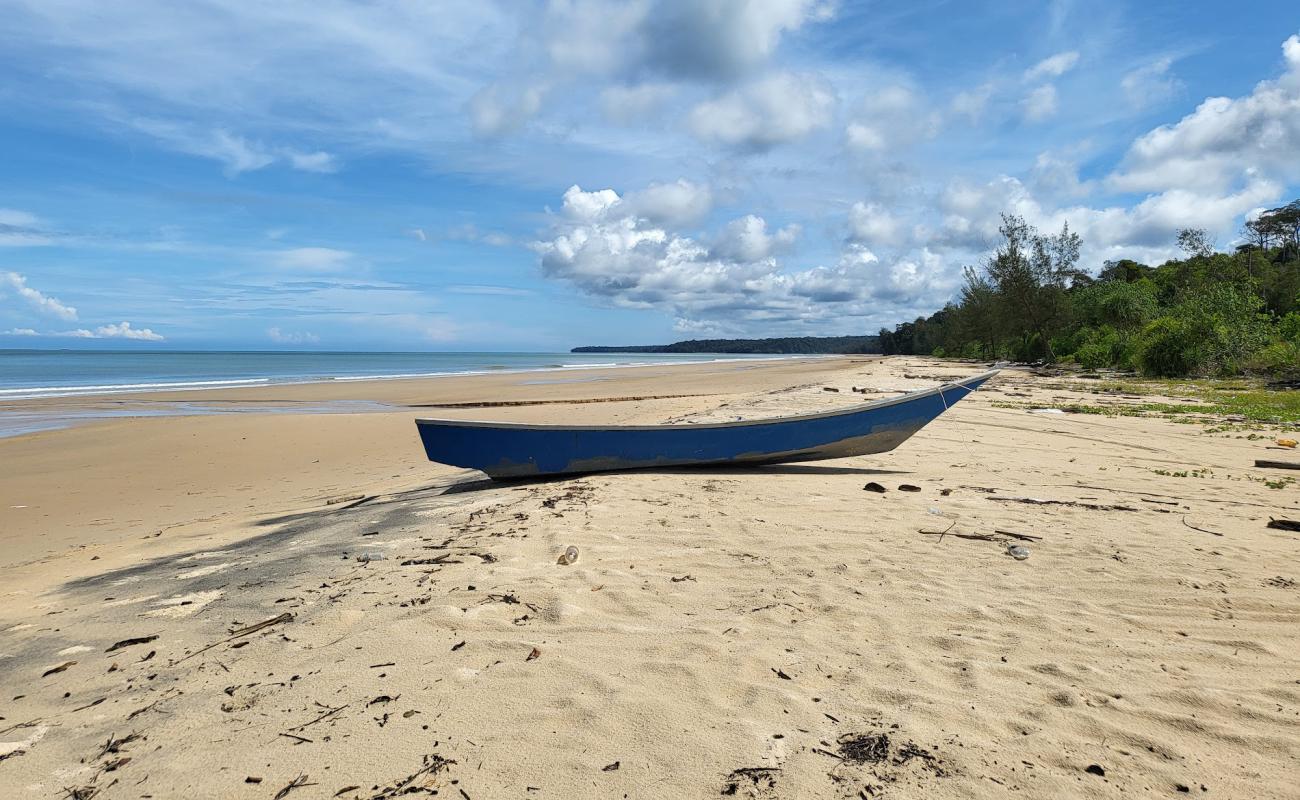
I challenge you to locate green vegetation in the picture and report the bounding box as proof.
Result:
[879,201,1300,378]
[994,376,1300,428]
[572,335,880,355]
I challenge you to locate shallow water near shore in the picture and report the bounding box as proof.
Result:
[0,349,795,399]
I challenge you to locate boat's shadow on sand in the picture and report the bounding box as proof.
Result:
[470,462,908,489]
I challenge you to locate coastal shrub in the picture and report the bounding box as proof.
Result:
[1280,312,1300,343]
[1073,279,1159,330]
[1174,284,1271,374]
[1137,317,1200,377]
[1066,325,1140,370]
[1246,340,1300,376]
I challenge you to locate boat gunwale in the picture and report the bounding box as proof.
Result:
[414,368,999,432]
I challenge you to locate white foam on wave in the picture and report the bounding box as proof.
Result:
[0,378,270,400]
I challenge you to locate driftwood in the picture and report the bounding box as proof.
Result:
[1267,518,1300,532]
[1255,460,1300,471]
[986,496,1138,512]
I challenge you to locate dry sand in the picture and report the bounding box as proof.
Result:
[1,356,1298,799]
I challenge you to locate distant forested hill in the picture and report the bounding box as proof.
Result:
[572,335,881,354]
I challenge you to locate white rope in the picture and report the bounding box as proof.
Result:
[937,379,983,465]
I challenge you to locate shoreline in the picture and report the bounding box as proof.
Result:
[0,355,847,439]
[0,352,834,402]
[0,356,864,579]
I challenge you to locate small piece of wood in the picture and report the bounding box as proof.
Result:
[993,529,1043,542]
[1267,518,1300,532]
[1255,460,1300,471]
[988,496,1138,512]
[106,635,158,653]
[1182,516,1224,537]
[230,612,293,638]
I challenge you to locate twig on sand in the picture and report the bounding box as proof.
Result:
[175,613,294,664]
[1181,516,1225,537]
[994,529,1043,542]
[273,773,315,800]
[278,733,312,745]
[920,523,1042,544]
[918,520,957,540]
[288,704,349,732]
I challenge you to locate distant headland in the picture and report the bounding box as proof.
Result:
[571,336,881,355]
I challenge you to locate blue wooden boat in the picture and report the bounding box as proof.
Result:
[415,369,998,478]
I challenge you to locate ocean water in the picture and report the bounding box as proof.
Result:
[0,349,790,400]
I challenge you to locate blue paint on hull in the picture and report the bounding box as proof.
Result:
[416,371,995,478]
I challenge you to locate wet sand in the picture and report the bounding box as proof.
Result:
[1,356,1298,798]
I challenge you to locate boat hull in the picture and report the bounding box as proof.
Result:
[416,370,996,479]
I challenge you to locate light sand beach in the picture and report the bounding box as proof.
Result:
[1,356,1298,798]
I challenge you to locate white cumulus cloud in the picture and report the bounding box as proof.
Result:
[1,271,78,320]
[624,179,714,227]
[94,321,165,341]
[688,72,835,149]
[709,215,799,262]
[845,84,939,153]
[848,202,906,248]
[1111,33,1300,194]
[533,184,957,334]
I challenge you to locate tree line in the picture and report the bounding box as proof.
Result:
[878,200,1300,377]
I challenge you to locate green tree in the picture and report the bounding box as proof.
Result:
[983,215,1081,361]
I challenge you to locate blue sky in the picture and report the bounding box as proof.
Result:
[1,1,1298,351]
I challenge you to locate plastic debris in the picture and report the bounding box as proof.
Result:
[558,546,579,565]
[1007,544,1030,560]
[356,552,385,563]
